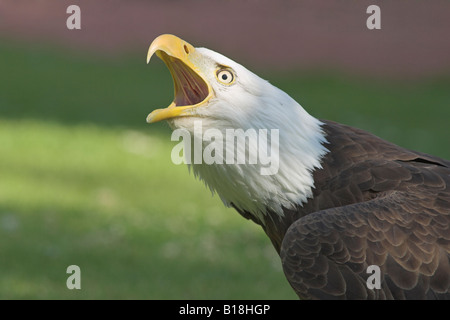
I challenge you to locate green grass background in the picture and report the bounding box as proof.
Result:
[0,41,449,299]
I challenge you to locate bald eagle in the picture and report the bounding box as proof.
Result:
[146,34,450,299]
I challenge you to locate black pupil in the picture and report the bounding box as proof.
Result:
[222,73,228,80]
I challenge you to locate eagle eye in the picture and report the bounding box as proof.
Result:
[216,69,235,85]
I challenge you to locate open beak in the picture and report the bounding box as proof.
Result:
[146,34,213,123]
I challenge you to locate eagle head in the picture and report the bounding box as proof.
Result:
[146,34,328,223]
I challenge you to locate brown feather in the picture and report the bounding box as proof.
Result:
[240,121,450,299]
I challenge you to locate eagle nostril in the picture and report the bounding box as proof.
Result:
[184,45,189,54]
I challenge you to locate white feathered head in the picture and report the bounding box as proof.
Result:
[146,34,328,222]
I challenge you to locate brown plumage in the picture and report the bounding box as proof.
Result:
[235,120,450,299]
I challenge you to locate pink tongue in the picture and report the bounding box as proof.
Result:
[171,59,207,106]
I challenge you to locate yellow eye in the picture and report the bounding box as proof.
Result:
[216,69,235,85]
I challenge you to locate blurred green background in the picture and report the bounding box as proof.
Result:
[0,1,449,299]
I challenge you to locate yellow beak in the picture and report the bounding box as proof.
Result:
[146,34,212,123]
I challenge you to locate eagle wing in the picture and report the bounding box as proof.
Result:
[281,160,450,299]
